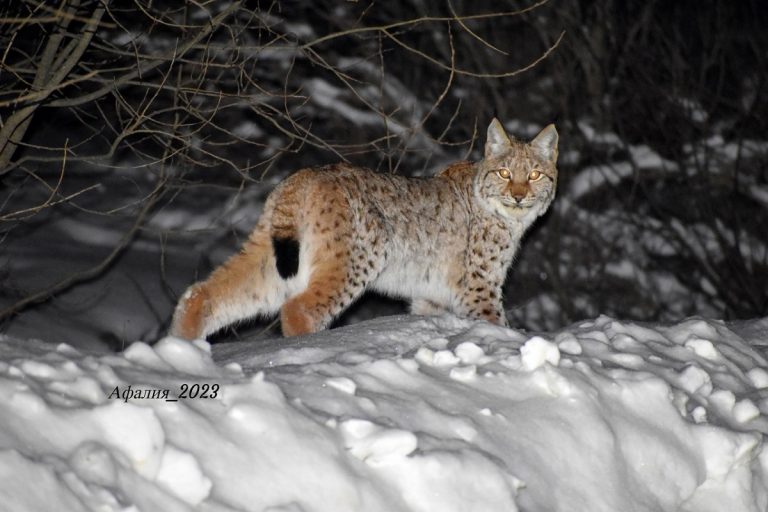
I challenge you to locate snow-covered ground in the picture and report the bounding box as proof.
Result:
[1,314,767,511]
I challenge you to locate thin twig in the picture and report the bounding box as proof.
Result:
[0,179,165,321]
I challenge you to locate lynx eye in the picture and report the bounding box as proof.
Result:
[528,169,542,181]
[496,168,511,180]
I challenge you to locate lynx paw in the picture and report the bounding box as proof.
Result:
[280,296,324,336]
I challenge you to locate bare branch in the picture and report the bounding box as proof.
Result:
[0,178,163,321]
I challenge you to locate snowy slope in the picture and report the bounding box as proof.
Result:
[1,315,767,511]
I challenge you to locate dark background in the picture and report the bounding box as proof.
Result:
[1,0,766,350]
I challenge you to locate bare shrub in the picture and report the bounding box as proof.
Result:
[0,0,561,337]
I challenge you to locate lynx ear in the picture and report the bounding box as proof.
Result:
[530,124,559,163]
[485,118,512,159]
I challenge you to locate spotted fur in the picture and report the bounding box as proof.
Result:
[170,119,558,339]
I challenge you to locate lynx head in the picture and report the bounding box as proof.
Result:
[474,119,558,224]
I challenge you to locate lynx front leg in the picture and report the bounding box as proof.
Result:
[455,283,509,327]
[170,225,287,340]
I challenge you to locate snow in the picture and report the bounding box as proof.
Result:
[305,78,387,129]
[567,162,634,200]
[576,121,622,145]
[628,144,678,170]
[1,314,767,511]
[232,121,266,140]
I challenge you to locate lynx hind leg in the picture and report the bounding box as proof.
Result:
[280,256,350,336]
[170,224,288,340]
[280,188,383,336]
[280,239,383,336]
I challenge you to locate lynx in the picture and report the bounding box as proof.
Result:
[170,119,558,340]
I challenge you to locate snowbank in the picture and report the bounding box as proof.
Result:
[1,315,767,511]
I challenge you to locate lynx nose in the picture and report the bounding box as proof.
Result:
[510,189,527,203]
[508,183,528,203]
